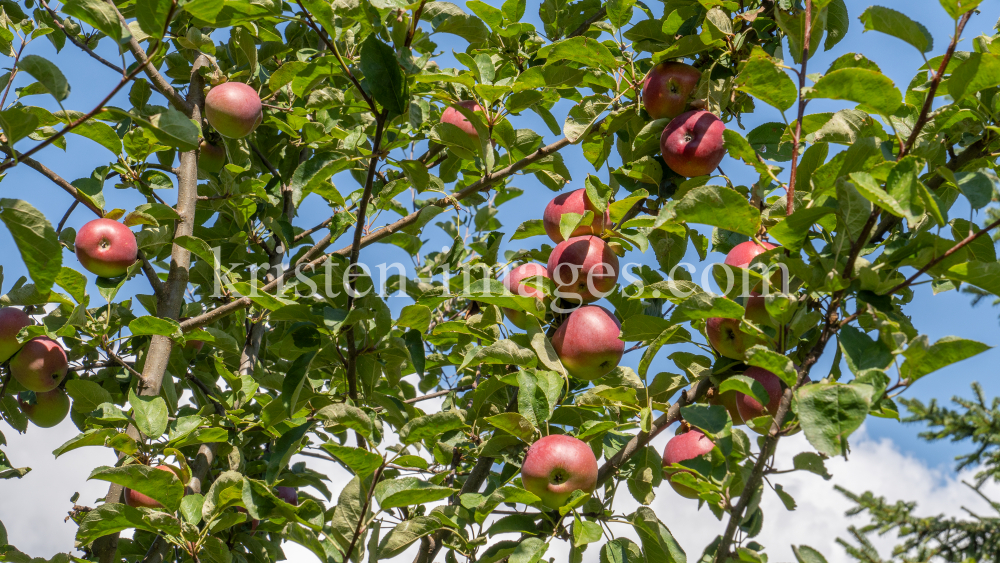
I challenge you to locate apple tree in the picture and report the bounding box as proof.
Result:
[0,0,997,562]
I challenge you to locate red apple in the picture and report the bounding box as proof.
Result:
[10,337,67,393]
[542,189,611,243]
[546,236,619,304]
[705,317,755,361]
[735,367,784,424]
[205,82,263,139]
[441,100,484,138]
[75,218,138,278]
[662,428,715,499]
[521,434,598,508]
[125,465,178,508]
[199,140,226,173]
[660,109,726,177]
[725,241,778,269]
[0,307,30,363]
[17,388,70,428]
[551,305,624,380]
[642,61,701,120]
[502,263,550,330]
[275,486,298,506]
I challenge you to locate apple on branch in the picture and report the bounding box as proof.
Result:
[441,100,484,138]
[199,140,227,174]
[542,189,611,243]
[75,219,139,278]
[642,61,701,120]
[547,235,619,304]
[205,82,264,139]
[521,434,597,508]
[0,307,30,363]
[660,109,726,178]
[551,305,624,380]
[10,337,68,393]
[662,427,715,499]
[17,388,70,428]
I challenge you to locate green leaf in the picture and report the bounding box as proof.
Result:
[148,109,199,151]
[374,477,457,509]
[62,0,131,44]
[736,49,797,111]
[135,0,173,38]
[0,107,38,145]
[377,516,440,559]
[719,375,771,407]
[76,503,180,545]
[52,428,117,458]
[397,304,432,333]
[485,412,539,443]
[945,261,1000,296]
[900,335,991,382]
[793,383,870,457]
[838,325,893,376]
[17,55,69,101]
[265,420,311,484]
[291,153,350,207]
[672,186,762,237]
[129,389,169,438]
[806,68,901,115]
[767,207,835,251]
[793,545,830,563]
[939,0,984,19]
[201,470,244,522]
[858,6,933,53]
[129,316,182,338]
[55,266,86,303]
[281,350,317,417]
[314,403,373,437]
[824,0,849,51]
[65,380,113,413]
[321,443,382,477]
[89,465,184,511]
[948,53,1000,102]
[71,121,123,157]
[399,411,466,444]
[678,404,728,436]
[543,36,617,69]
[564,94,611,143]
[631,506,685,563]
[511,219,546,240]
[360,35,408,118]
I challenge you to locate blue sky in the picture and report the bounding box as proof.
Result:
[1,0,997,478]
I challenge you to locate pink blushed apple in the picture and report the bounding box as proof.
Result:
[18,388,70,428]
[10,337,68,393]
[441,100,484,138]
[660,109,726,177]
[542,189,611,243]
[642,61,701,120]
[205,82,263,139]
[502,263,550,330]
[547,236,619,304]
[521,434,597,508]
[663,428,715,499]
[75,219,138,278]
[0,307,30,363]
[551,305,624,381]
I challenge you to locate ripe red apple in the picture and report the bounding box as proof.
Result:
[546,236,620,304]
[275,486,298,506]
[662,428,715,499]
[125,465,178,508]
[660,109,726,177]
[10,337,68,393]
[205,82,264,139]
[441,100,484,138]
[735,367,784,423]
[502,263,550,330]
[17,388,70,428]
[725,240,778,269]
[521,434,598,508]
[542,189,611,243]
[75,218,138,278]
[0,307,30,363]
[551,305,623,380]
[642,61,701,120]
[705,317,754,360]
[199,140,226,173]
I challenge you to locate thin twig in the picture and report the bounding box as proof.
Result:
[404,386,473,404]
[784,0,812,216]
[885,216,1000,295]
[56,200,79,233]
[41,0,124,74]
[567,7,607,38]
[294,0,376,112]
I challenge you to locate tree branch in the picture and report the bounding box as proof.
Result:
[0,148,104,215]
[106,0,190,113]
[567,7,607,38]
[885,216,1000,295]
[41,0,124,75]
[784,0,812,216]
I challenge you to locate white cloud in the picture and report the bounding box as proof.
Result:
[5,418,999,563]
